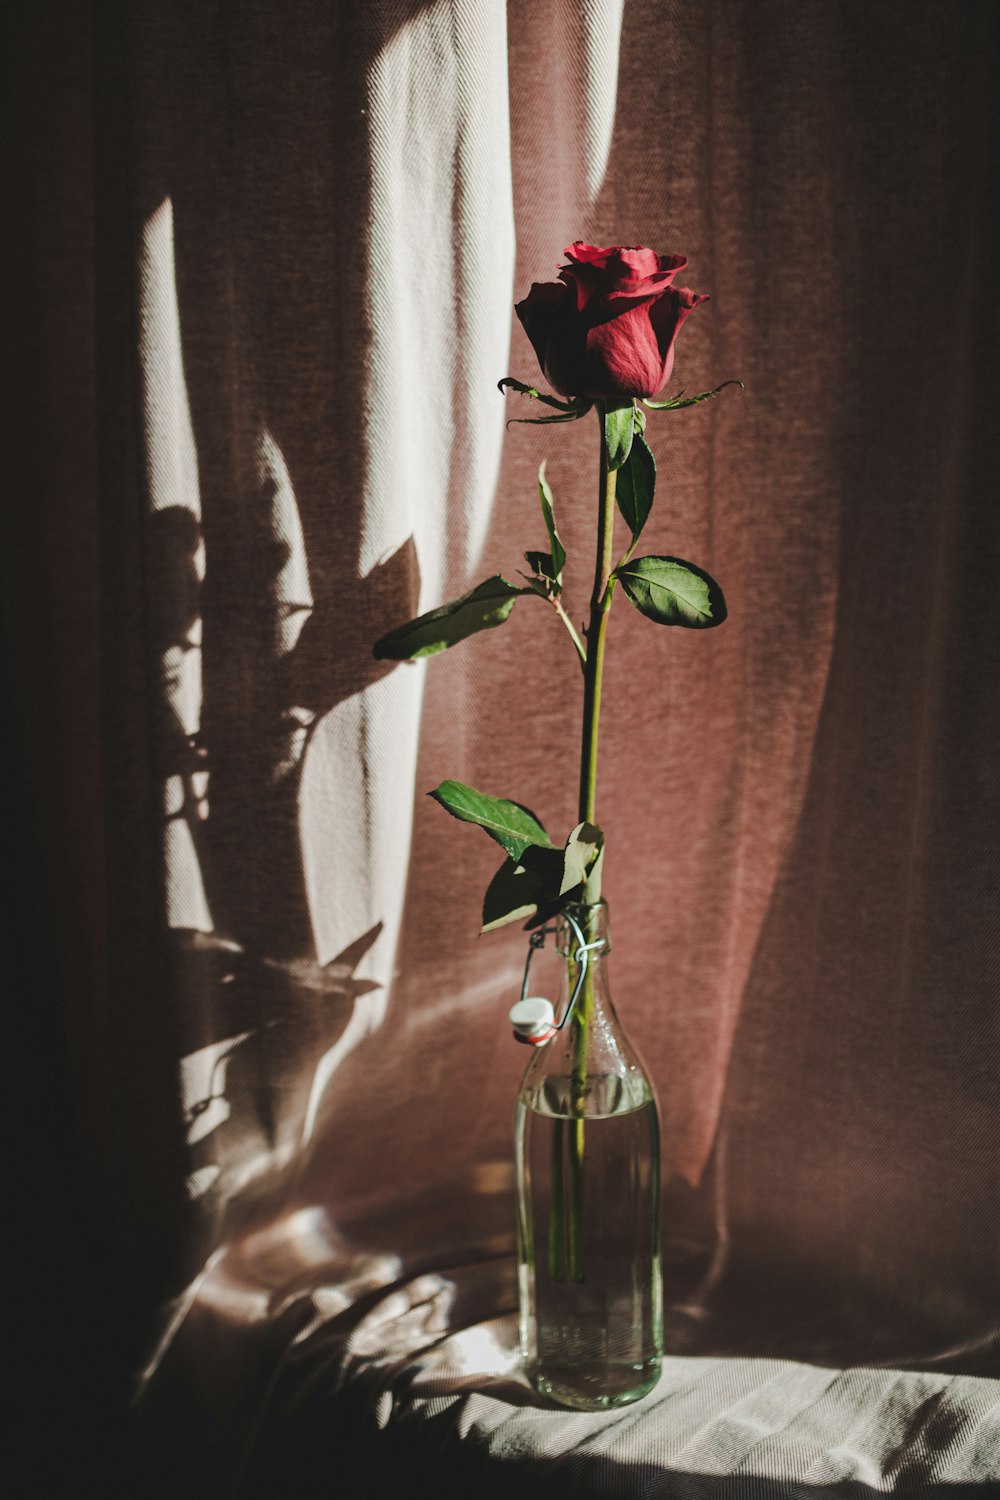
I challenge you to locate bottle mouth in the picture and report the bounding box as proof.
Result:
[555,900,611,957]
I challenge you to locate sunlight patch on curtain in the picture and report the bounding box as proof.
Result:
[299,3,516,1134]
[139,196,212,936]
[581,0,625,202]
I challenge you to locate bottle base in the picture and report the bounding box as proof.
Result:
[529,1357,662,1410]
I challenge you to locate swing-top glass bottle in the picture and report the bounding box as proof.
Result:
[513,900,663,1408]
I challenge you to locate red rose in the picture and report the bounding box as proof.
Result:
[514,242,708,402]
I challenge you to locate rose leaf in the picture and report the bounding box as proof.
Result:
[480,826,604,933]
[373,575,523,659]
[616,555,728,628]
[524,550,557,582]
[481,857,549,932]
[538,463,566,582]
[560,821,604,895]
[481,847,561,932]
[604,402,636,471]
[430,780,554,861]
[616,435,656,546]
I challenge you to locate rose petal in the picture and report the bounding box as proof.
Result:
[656,253,688,279]
[514,281,572,375]
[563,241,619,266]
[514,246,708,400]
[583,302,668,398]
[606,246,661,279]
[558,262,604,312]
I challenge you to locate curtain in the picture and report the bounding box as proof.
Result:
[6,0,999,1491]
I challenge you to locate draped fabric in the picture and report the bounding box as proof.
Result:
[6,0,1000,1493]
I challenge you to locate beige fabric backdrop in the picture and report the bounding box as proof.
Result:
[5,0,999,1492]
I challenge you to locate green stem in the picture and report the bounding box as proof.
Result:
[565,407,620,1284]
[568,1112,586,1282]
[548,1117,567,1280]
[578,416,618,855]
[567,939,594,1284]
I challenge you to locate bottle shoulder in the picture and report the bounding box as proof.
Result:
[517,1003,657,1117]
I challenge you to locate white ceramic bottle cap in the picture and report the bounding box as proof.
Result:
[509,996,556,1044]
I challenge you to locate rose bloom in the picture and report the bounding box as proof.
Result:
[515,242,708,402]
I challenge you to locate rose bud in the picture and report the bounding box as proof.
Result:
[515,242,709,402]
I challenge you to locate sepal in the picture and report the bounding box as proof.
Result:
[498,377,592,416]
[642,380,743,411]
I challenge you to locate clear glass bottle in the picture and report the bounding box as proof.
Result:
[514,901,662,1408]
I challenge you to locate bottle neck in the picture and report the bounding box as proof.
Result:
[517,899,649,1093]
[556,900,610,961]
[556,901,612,1029]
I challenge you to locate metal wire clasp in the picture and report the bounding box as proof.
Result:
[508,910,604,1045]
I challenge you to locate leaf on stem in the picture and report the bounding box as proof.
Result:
[479,822,605,932]
[538,463,566,583]
[481,846,564,932]
[643,380,744,411]
[430,780,554,861]
[560,822,604,895]
[616,555,727,628]
[603,402,636,470]
[523,551,559,591]
[373,576,523,660]
[615,434,656,548]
